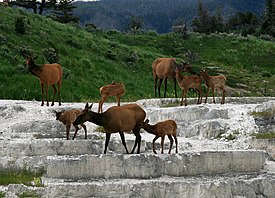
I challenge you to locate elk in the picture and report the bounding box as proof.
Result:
[98,82,125,113]
[55,109,87,140]
[152,58,192,98]
[73,103,146,154]
[200,68,226,104]
[25,56,63,106]
[175,65,203,106]
[138,119,178,154]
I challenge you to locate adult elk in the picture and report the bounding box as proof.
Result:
[200,68,226,104]
[152,58,192,98]
[175,65,203,106]
[98,82,125,113]
[26,56,63,106]
[74,103,146,154]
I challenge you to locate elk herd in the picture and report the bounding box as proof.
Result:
[25,56,226,154]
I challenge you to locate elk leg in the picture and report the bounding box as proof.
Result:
[104,133,111,154]
[180,90,184,106]
[221,89,225,104]
[119,132,129,154]
[212,87,215,104]
[154,76,158,97]
[45,84,50,106]
[98,95,108,113]
[40,83,44,106]
[184,89,188,106]
[51,85,57,106]
[131,126,141,154]
[173,78,177,98]
[57,82,61,106]
[152,136,159,154]
[161,136,165,154]
[66,125,70,140]
[174,135,178,153]
[164,78,168,98]
[81,124,87,139]
[115,95,121,106]
[167,135,174,154]
[158,78,163,98]
[72,125,79,140]
[205,87,209,103]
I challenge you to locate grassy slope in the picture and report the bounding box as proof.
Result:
[0,6,275,103]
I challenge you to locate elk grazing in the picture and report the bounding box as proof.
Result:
[26,56,63,106]
[98,82,125,113]
[175,65,203,106]
[152,58,192,98]
[55,109,87,140]
[200,68,226,104]
[73,103,146,154]
[138,119,178,154]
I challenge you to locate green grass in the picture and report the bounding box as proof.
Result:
[0,192,5,198]
[1,7,275,103]
[0,169,44,186]
[252,133,275,139]
[250,109,275,118]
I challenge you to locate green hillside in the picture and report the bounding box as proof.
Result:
[1,6,275,104]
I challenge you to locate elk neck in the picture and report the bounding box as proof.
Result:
[142,123,156,135]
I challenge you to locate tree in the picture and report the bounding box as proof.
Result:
[10,0,56,15]
[261,0,275,36]
[128,15,143,34]
[192,0,211,33]
[52,0,79,24]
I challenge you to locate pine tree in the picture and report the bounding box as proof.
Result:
[52,0,79,24]
[10,0,56,15]
[262,0,275,36]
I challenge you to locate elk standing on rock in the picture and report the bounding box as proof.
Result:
[25,56,63,106]
[74,103,146,154]
[175,65,203,106]
[55,109,87,140]
[152,58,192,98]
[138,119,178,154]
[98,82,125,113]
[200,68,226,104]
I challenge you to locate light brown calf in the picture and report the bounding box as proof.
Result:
[138,119,178,154]
[98,82,125,113]
[200,68,226,104]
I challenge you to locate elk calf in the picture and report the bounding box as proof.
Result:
[200,68,226,104]
[98,82,125,113]
[175,66,203,106]
[55,109,87,140]
[139,119,178,154]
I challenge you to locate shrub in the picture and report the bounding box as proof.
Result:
[43,47,58,63]
[15,17,26,35]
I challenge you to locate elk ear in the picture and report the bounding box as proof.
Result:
[85,102,89,109]
[145,119,149,123]
[88,103,93,109]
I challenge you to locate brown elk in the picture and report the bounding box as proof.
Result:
[55,109,87,140]
[73,103,146,154]
[26,56,63,106]
[175,65,203,106]
[200,68,226,104]
[98,82,125,113]
[152,58,192,98]
[138,119,178,154]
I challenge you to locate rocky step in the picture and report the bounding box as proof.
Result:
[46,151,265,180]
[4,172,274,198]
[0,138,147,158]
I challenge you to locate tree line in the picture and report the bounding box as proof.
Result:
[5,0,275,37]
[191,0,275,37]
[7,0,78,23]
